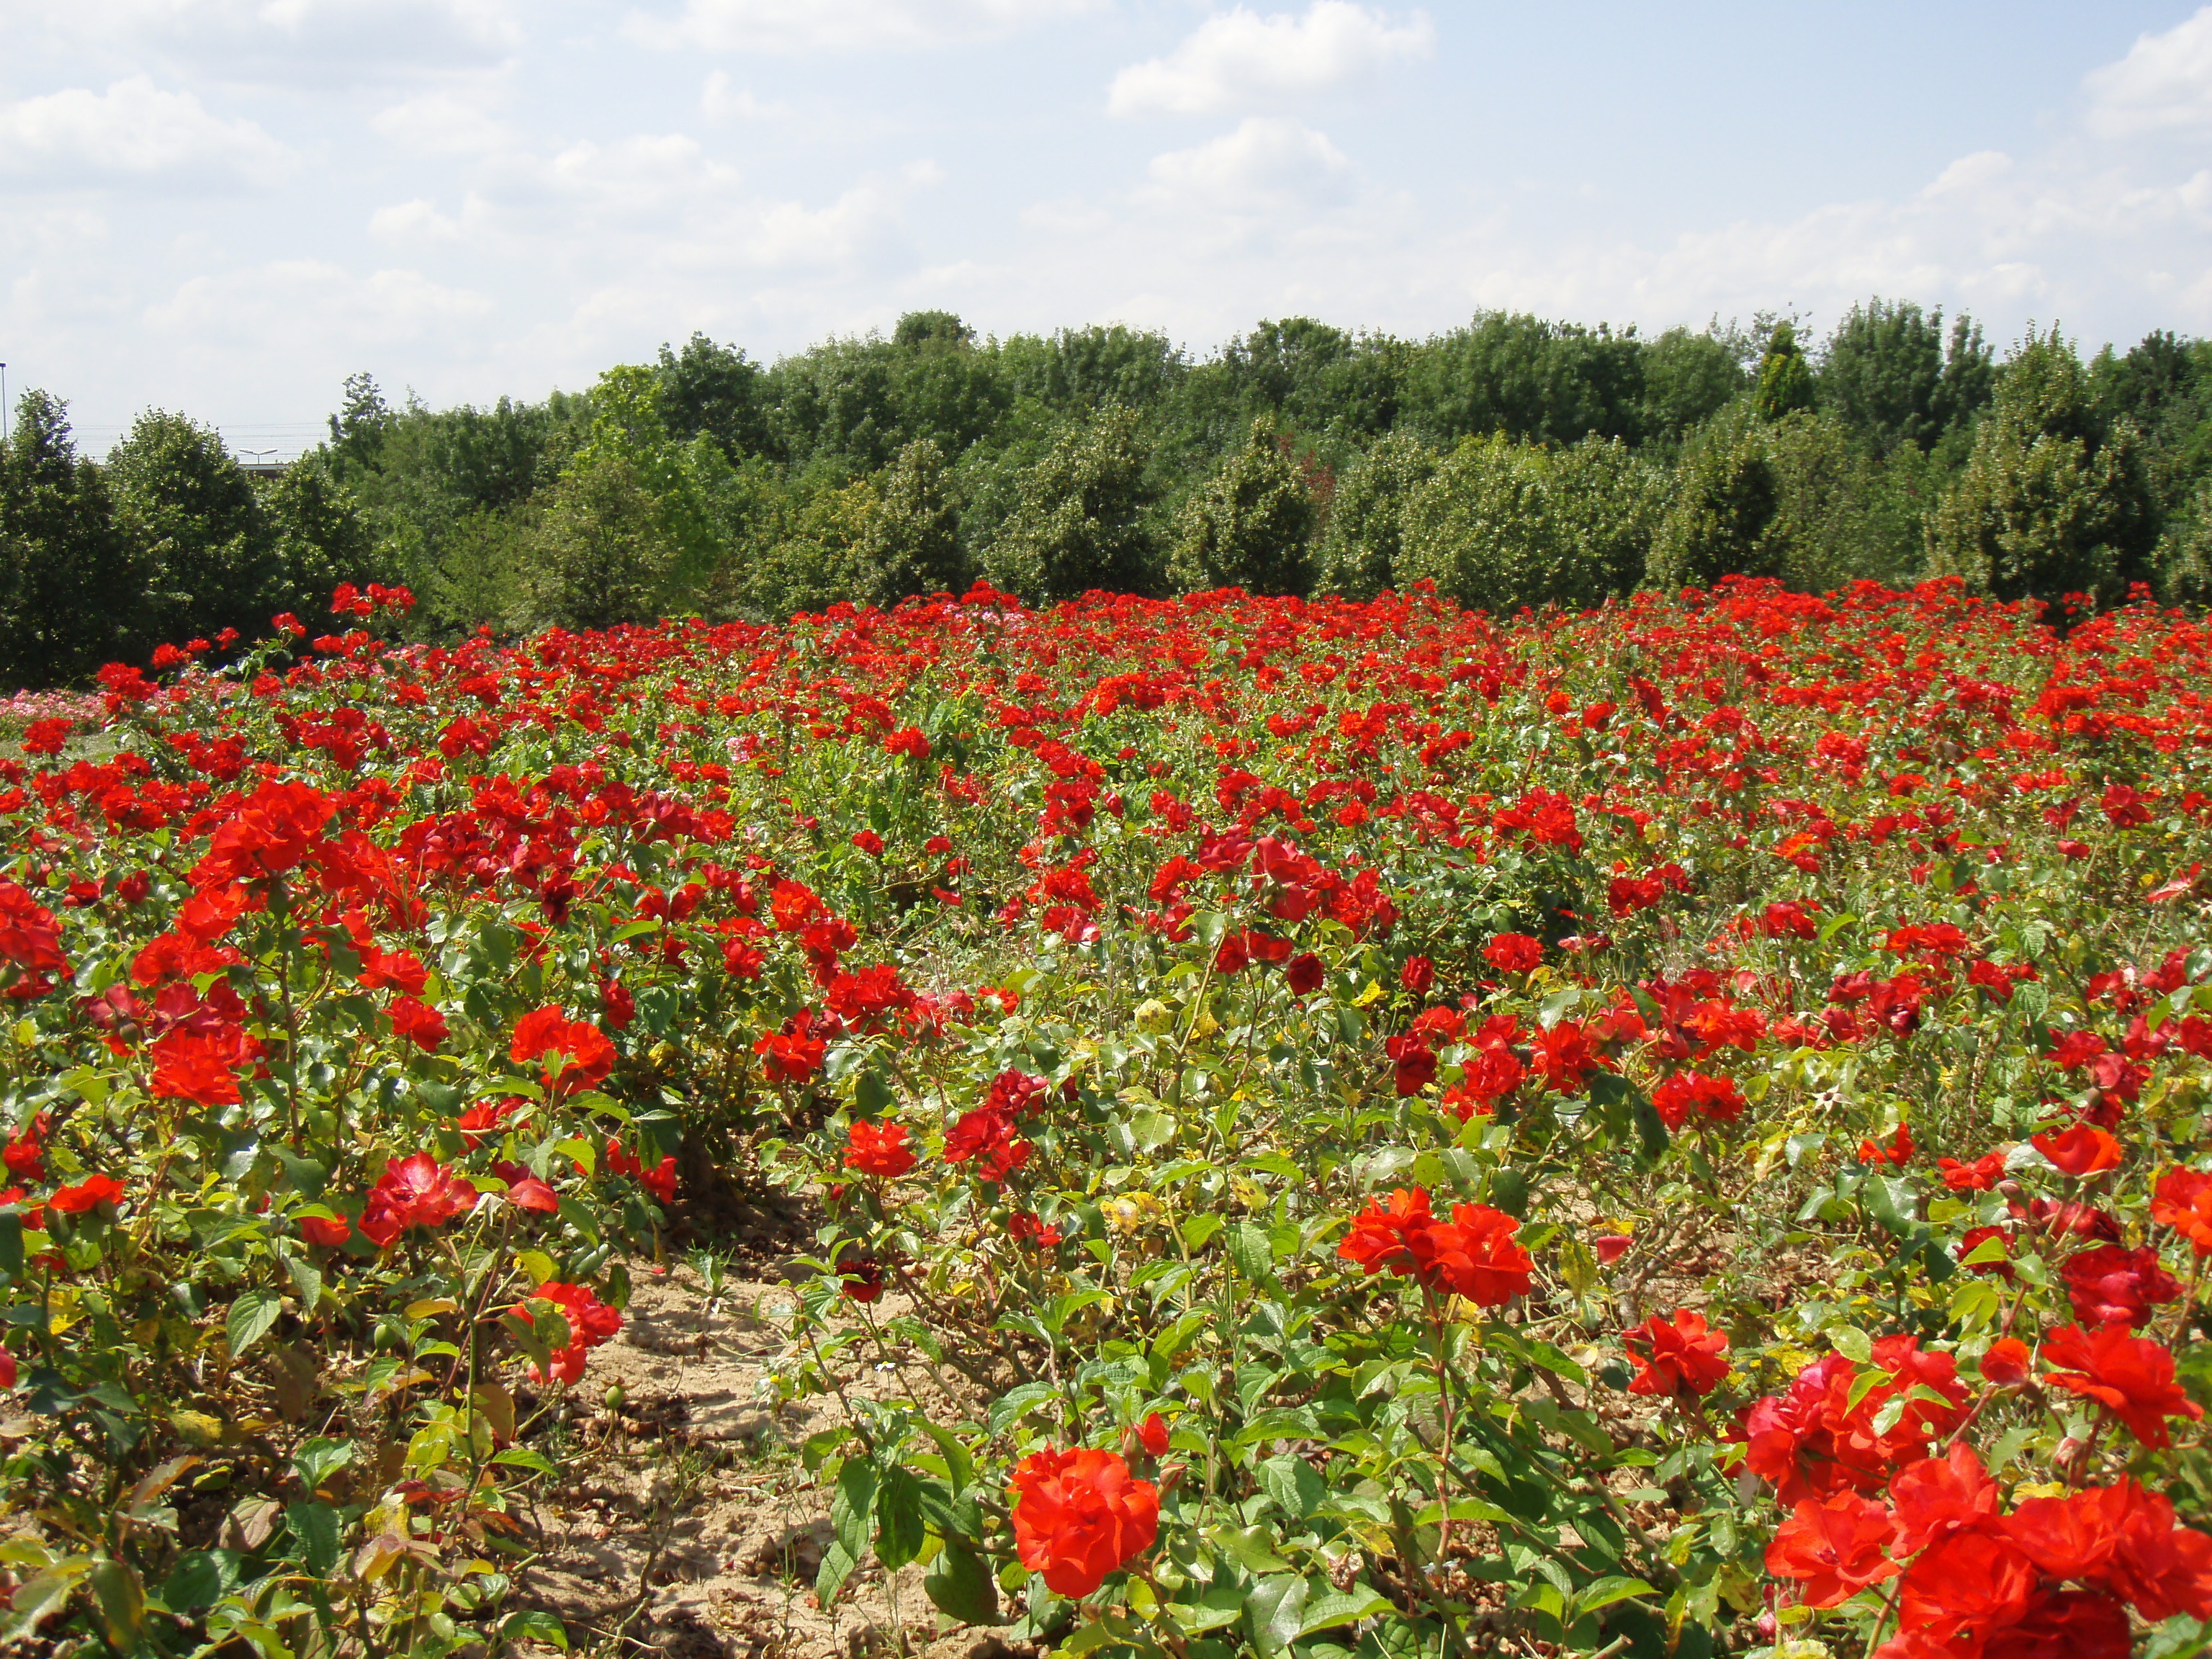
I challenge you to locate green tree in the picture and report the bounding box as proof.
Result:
[258,457,376,619]
[855,438,963,606]
[1818,299,1994,457]
[984,408,1156,601]
[1398,434,1658,613]
[1401,313,1645,447]
[0,390,126,686]
[1312,431,1439,598]
[516,451,678,630]
[1924,328,2157,608]
[656,333,768,459]
[1168,420,1317,595]
[1647,408,1784,588]
[109,409,276,647]
[1639,326,1748,449]
[1751,322,1817,421]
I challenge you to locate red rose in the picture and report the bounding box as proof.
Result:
[492,1160,559,1213]
[298,1213,352,1247]
[1421,1202,1533,1306]
[1483,933,1542,973]
[509,1007,616,1095]
[359,1153,477,1247]
[2033,1123,2122,1177]
[845,1120,916,1179]
[1284,952,1325,995]
[1897,1528,2036,1640]
[2062,1243,2182,1326]
[189,780,336,886]
[1980,1336,2031,1385]
[1764,1491,1899,1608]
[2152,1166,2212,1255]
[388,996,448,1052]
[2041,1323,2205,1447]
[1010,1447,1159,1598]
[516,1282,622,1385]
[1887,1443,1997,1557]
[1399,956,1434,995]
[48,1173,125,1214]
[1622,1308,1730,1400]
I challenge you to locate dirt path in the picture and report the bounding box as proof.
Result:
[526,1262,1011,1659]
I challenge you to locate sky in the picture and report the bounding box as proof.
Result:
[6,0,2212,458]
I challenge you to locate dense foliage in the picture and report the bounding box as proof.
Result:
[4,575,2212,1659]
[9,299,2212,691]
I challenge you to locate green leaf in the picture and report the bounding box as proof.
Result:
[292,1438,354,1491]
[1213,1526,1294,1575]
[815,1539,858,1610]
[1826,1324,1873,1364]
[922,1539,999,1625]
[1169,1583,1250,1633]
[285,1502,342,1576]
[86,1557,144,1650]
[225,1288,283,1359]
[917,1420,975,1496]
[874,1464,927,1572]
[1568,1575,1654,1621]
[832,1460,877,1567]
[6,1557,91,1640]
[283,1256,322,1310]
[1299,1586,1390,1636]
[1244,1574,1309,1658]
[500,1609,571,1651]
[1228,1219,1276,1286]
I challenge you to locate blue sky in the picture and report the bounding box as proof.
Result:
[6,1,2211,457]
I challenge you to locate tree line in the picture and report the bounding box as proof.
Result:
[5,300,2210,687]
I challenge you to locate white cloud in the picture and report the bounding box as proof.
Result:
[701,71,786,122]
[1108,2,1434,117]
[29,0,521,85]
[369,91,513,158]
[144,261,493,356]
[0,77,296,189]
[368,197,473,243]
[1145,117,1352,209]
[2085,6,2212,137]
[627,0,1098,54]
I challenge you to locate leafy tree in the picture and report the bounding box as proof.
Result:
[1401,313,1645,447]
[657,333,769,459]
[1312,431,1439,598]
[1647,408,1783,588]
[1398,435,1658,613]
[855,439,963,606]
[109,410,276,647]
[0,391,126,686]
[997,326,1185,415]
[752,477,878,617]
[1924,328,2157,607]
[1752,322,1817,421]
[763,338,902,472]
[1759,412,1926,591]
[1639,326,1748,449]
[516,452,678,630]
[890,316,1012,459]
[2090,330,2212,515]
[418,507,532,631]
[1818,300,1995,457]
[258,458,377,619]
[327,372,397,474]
[1168,420,1317,595]
[984,408,1155,601]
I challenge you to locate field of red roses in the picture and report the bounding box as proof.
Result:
[4,575,2212,1659]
